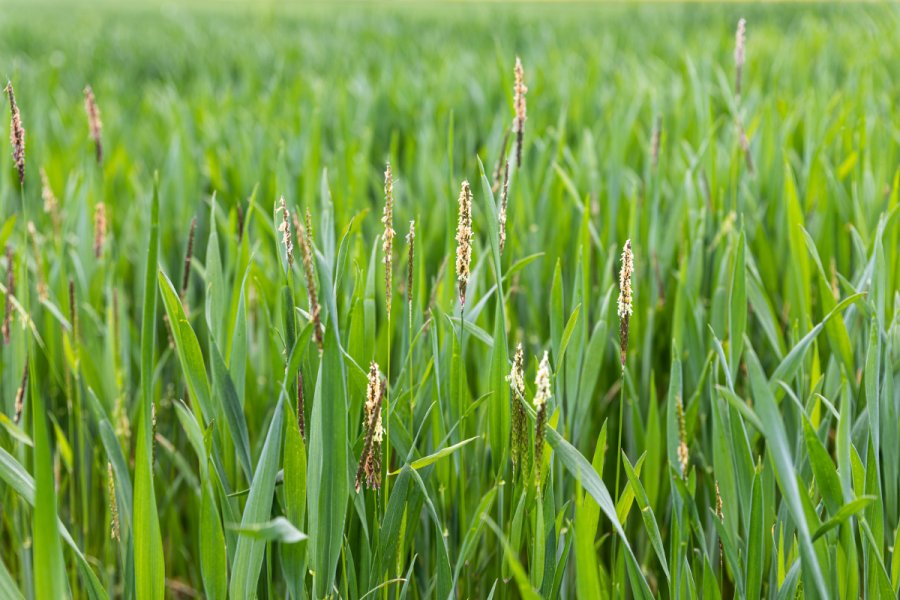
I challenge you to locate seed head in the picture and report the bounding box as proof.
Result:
[14,358,27,425]
[297,210,323,354]
[296,372,306,442]
[40,167,61,239]
[382,163,395,315]
[512,58,528,169]
[5,82,24,186]
[499,160,510,255]
[734,19,746,102]
[676,395,689,474]
[617,240,634,371]
[3,245,15,345]
[355,362,385,493]
[715,479,724,569]
[83,85,103,164]
[533,351,551,490]
[407,221,415,326]
[507,343,527,474]
[182,216,197,307]
[455,180,473,308]
[107,462,120,541]
[93,202,107,258]
[151,401,158,467]
[276,196,294,271]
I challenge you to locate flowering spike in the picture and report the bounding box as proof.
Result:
[499,160,510,254]
[297,209,323,354]
[297,373,306,442]
[676,396,689,474]
[5,82,24,186]
[512,58,527,169]
[507,343,526,477]
[84,85,103,164]
[533,351,551,491]
[14,357,27,425]
[617,240,634,371]
[27,222,47,300]
[182,216,197,306]
[407,221,415,326]
[40,167,61,240]
[277,196,294,271]
[93,202,107,258]
[735,18,746,104]
[455,180,473,308]
[355,363,385,493]
[382,163,395,315]
[108,462,120,541]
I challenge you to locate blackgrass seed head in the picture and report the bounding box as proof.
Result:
[151,401,158,467]
[507,343,526,474]
[735,18,746,102]
[533,351,551,491]
[108,462,120,541]
[407,220,415,325]
[5,82,24,186]
[499,160,510,255]
[297,211,323,354]
[513,57,527,169]
[355,362,385,493]
[27,222,48,300]
[93,202,107,258]
[83,85,103,164]
[455,180,473,308]
[277,196,294,270]
[676,395,688,474]
[617,239,634,371]
[14,357,27,425]
[492,126,511,193]
[297,372,306,442]
[382,163,395,315]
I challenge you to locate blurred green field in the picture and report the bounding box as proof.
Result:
[2,2,900,599]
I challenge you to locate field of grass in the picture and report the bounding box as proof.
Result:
[2,2,900,599]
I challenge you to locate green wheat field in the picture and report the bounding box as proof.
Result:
[1,2,900,599]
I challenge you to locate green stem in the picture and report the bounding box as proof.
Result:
[611,371,626,599]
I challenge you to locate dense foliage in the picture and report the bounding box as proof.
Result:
[2,3,900,599]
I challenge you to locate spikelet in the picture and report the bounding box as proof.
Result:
[617,240,634,372]
[296,372,306,442]
[182,216,197,308]
[512,58,528,169]
[533,351,551,491]
[715,480,724,570]
[151,401,158,467]
[3,245,14,345]
[305,208,314,247]
[236,202,245,243]
[40,167,61,239]
[84,85,103,164]
[276,196,294,270]
[5,82,24,186]
[650,115,662,173]
[455,180,473,308]
[734,19,746,105]
[163,314,175,349]
[492,127,511,193]
[108,463,120,541]
[355,362,385,492]
[507,343,526,476]
[407,221,415,327]
[676,395,689,474]
[27,222,48,300]
[498,160,510,254]
[113,394,131,442]
[14,357,27,425]
[297,210,323,354]
[382,163,395,315]
[93,202,106,258]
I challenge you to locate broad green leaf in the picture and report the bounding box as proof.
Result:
[229,393,285,599]
[811,496,874,542]
[135,173,165,600]
[621,450,668,578]
[229,517,308,544]
[745,468,764,600]
[729,226,746,380]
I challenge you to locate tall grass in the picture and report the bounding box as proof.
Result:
[2,3,900,599]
